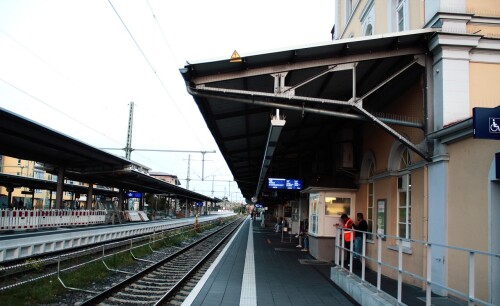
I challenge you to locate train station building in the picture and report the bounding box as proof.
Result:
[0,0,499,304]
[181,0,500,303]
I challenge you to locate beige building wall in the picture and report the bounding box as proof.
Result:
[333,0,500,300]
[338,0,424,39]
[409,0,425,30]
[467,0,500,15]
[470,63,500,110]
[357,81,427,286]
[446,138,499,300]
[0,155,79,209]
[0,157,34,206]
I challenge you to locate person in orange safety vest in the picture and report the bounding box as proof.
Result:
[339,213,354,265]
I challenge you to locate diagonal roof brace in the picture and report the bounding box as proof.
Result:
[351,103,430,161]
[348,55,431,161]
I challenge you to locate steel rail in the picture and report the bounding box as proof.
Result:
[79,217,245,305]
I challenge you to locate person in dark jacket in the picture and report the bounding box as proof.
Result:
[353,212,368,260]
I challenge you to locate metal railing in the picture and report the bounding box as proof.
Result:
[335,227,500,306]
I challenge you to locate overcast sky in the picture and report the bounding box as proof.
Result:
[0,0,335,202]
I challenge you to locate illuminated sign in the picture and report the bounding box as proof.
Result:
[267,178,302,190]
[126,192,142,198]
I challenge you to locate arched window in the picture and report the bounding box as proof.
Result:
[360,0,374,37]
[365,24,373,36]
[397,147,411,244]
[361,151,376,239]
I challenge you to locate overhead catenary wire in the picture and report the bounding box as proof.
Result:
[107,0,207,151]
[0,28,125,147]
[0,77,123,148]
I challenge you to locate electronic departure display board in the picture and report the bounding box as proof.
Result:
[268,178,302,190]
[126,192,142,198]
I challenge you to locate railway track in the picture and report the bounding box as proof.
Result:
[0,219,217,291]
[80,217,245,305]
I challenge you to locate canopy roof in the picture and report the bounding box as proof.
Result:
[0,108,216,202]
[181,29,436,203]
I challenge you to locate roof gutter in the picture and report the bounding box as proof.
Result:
[427,118,473,144]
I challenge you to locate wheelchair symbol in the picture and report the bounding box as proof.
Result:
[490,118,500,133]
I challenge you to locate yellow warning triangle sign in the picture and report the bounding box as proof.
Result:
[230,50,242,62]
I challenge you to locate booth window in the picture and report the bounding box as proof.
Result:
[325,197,351,216]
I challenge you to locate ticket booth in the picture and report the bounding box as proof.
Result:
[301,187,357,262]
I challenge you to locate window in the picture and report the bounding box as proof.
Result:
[325,197,351,216]
[34,169,44,194]
[396,0,408,31]
[397,148,411,244]
[365,25,373,36]
[346,0,353,18]
[310,194,320,235]
[360,0,374,36]
[367,162,375,240]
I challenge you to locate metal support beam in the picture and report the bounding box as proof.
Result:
[282,64,354,94]
[56,167,64,209]
[86,183,93,210]
[189,87,422,128]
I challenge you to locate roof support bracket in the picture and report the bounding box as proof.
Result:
[352,103,431,161]
[354,58,419,104]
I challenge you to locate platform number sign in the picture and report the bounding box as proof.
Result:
[473,107,500,140]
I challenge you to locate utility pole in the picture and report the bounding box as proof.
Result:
[186,154,191,190]
[211,175,214,198]
[125,102,134,160]
[100,102,216,179]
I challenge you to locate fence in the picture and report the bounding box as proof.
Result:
[0,209,107,230]
[336,227,500,306]
[0,217,227,293]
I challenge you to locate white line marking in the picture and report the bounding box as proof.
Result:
[182,217,249,306]
[239,219,257,306]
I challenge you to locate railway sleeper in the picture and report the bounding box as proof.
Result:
[114,291,161,300]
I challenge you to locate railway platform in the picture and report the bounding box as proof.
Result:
[183,216,358,306]
[183,216,448,306]
[0,213,231,263]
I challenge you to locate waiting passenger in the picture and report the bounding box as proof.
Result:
[353,212,368,261]
[274,217,286,232]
